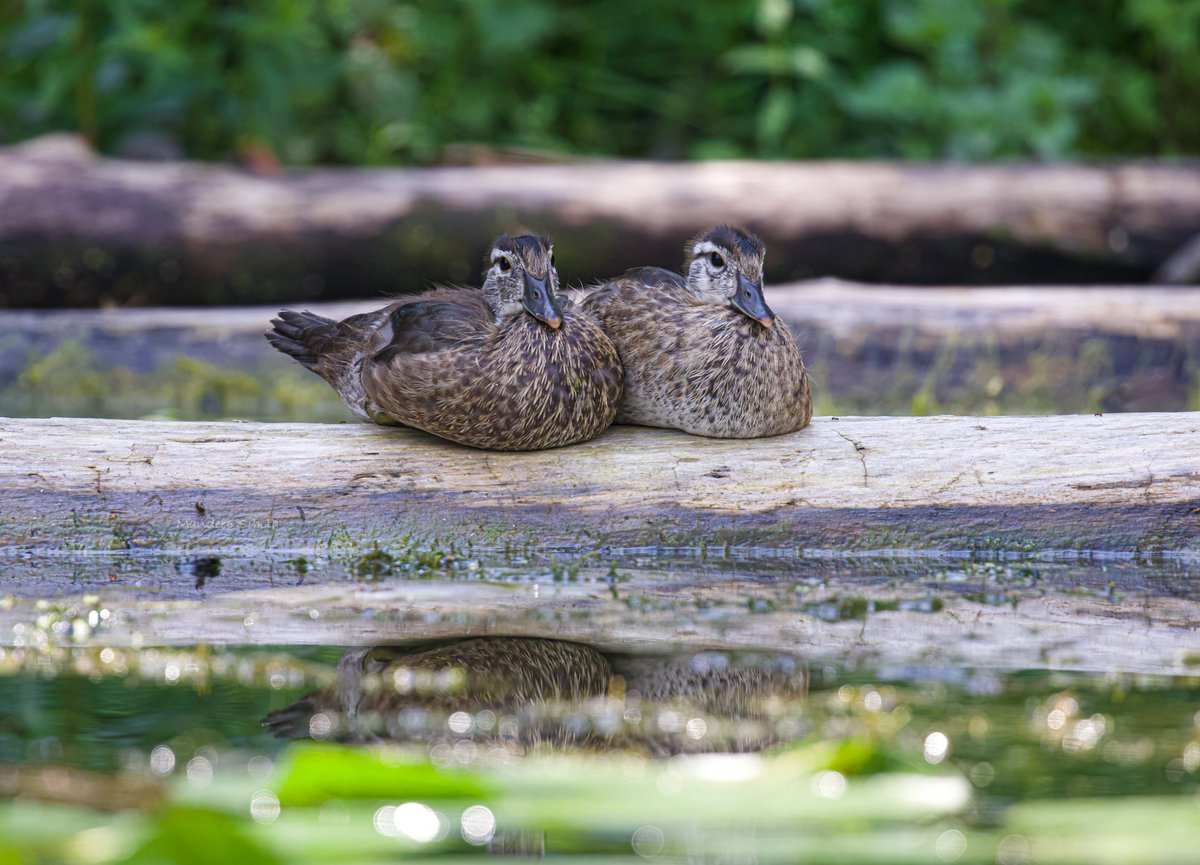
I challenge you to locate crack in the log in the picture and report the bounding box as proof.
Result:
[481,455,517,504]
[835,431,869,487]
[1072,473,1157,493]
[934,470,968,496]
[167,437,254,444]
[87,464,107,496]
[106,443,159,466]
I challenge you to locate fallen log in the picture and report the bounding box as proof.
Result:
[1,414,1197,555]
[4,282,1198,418]
[2,574,1197,675]
[7,280,1200,339]
[5,135,1200,308]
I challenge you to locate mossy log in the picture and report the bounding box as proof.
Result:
[3,282,1198,420]
[5,135,1200,308]
[1,413,1197,555]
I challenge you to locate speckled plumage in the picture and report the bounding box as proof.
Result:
[263,637,808,755]
[581,226,812,438]
[262,638,614,748]
[266,235,623,451]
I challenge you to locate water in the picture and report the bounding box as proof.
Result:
[3,300,1199,861]
[2,552,1198,864]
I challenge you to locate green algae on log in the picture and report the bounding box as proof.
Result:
[0,413,1197,555]
[3,283,1199,422]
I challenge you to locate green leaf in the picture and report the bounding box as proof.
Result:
[120,806,280,865]
[273,744,493,806]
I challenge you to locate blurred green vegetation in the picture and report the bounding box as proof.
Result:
[1,649,1198,864]
[0,339,350,422]
[2,0,1198,165]
[6,322,1196,422]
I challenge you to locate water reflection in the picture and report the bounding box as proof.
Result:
[2,638,1200,865]
[263,638,808,756]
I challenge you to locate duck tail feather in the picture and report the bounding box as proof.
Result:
[265,310,338,371]
[261,695,317,740]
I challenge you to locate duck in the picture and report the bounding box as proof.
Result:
[265,235,623,451]
[580,225,811,438]
[262,638,614,749]
[262,637,806,756]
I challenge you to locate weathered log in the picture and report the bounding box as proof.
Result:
[770,279,1200,338]
[2,572,1197,675]
[5,135,1200,308]
[1156,232,1200,284]
[6,280,1199,338]
[1,414,1197,555]
[4,282,1198,418]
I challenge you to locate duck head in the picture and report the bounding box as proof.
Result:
[683,225,773,327]
[483,234,563,329]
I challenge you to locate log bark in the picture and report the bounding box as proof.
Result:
[5,134,1200,307]
[1,414,1197,555]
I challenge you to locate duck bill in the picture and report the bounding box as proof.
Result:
[731,273,775,327]
[522,273,563,329]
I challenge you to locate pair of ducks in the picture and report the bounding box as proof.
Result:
[267,226,812,450]
[265,637,805,755]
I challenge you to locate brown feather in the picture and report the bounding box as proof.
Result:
[267,282,623,449]
[583,273,812,438]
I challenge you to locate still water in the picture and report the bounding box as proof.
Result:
[1,551,1198,864]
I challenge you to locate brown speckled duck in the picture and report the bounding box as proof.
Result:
[582,225,811,438]
[262,638,614,748]
[263,637,807,756]
[266,235,622,451]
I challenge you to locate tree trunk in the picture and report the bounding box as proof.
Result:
[4,135,1200,308]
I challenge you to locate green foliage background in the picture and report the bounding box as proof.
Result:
[2,0,1198,165]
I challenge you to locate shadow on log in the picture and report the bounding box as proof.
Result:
[4,135,1200,308]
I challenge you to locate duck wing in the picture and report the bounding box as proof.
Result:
[370,298,490,364]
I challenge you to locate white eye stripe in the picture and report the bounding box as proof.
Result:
[693,241,726,258]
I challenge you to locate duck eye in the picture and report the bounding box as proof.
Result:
[497,257,512,273]
[550,252,556,267]
[709,252,725,268]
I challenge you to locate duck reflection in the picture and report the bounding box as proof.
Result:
[264,637,806,756]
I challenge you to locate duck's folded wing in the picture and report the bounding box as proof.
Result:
[370,300,488,363]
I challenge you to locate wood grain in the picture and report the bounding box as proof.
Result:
[1,413,1197,553]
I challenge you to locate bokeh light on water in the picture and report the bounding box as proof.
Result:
[1,577,1198,863]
